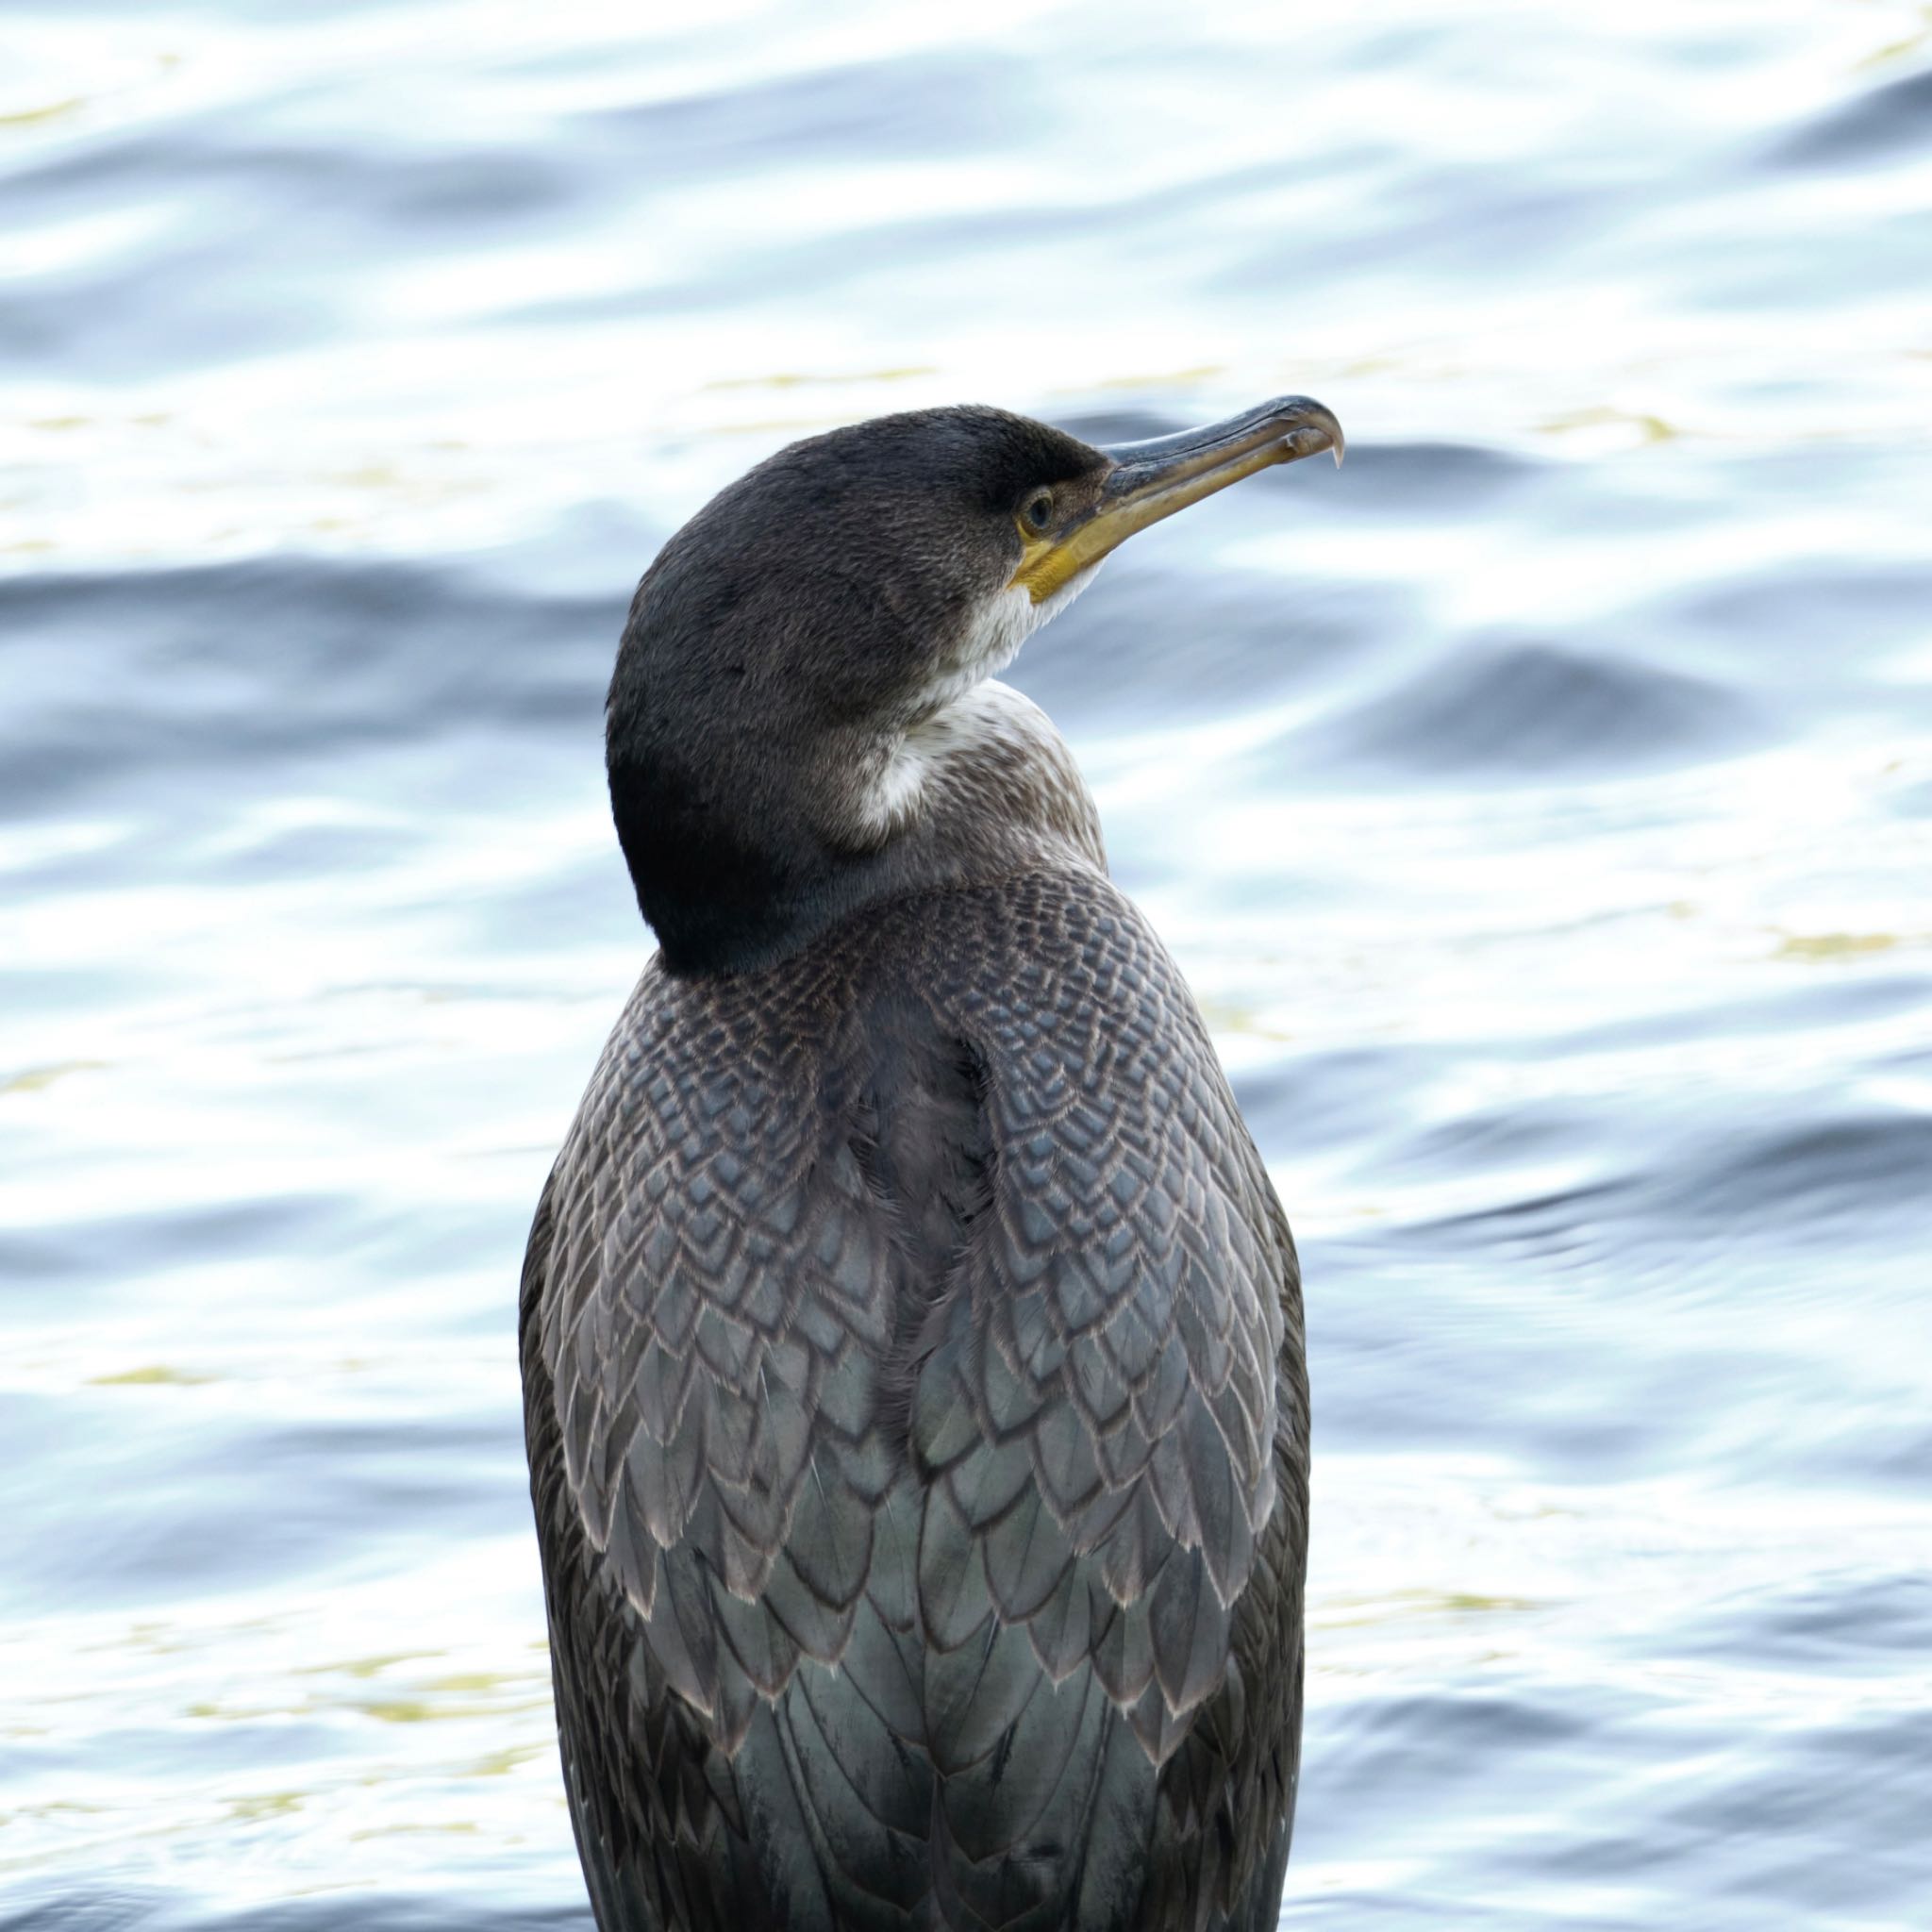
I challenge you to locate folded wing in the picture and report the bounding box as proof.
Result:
[524,872,1307,1932]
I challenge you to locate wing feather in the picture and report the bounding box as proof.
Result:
[523,869,1307,1930]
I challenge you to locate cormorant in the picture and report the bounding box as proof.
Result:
[520,393,1343,1931]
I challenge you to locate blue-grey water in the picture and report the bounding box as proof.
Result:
[4,4,1930,1927]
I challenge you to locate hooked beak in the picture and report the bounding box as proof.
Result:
[1010,394,1344,604]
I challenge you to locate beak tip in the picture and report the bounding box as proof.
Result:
[1266,392,1344,472]
[1282,420,1344,469]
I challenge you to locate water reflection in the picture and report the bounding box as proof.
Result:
[4,2,1930,1928]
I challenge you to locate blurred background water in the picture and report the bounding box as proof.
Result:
[4,1,1930,1926]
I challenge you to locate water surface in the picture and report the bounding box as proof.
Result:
[4,4,1931,1927]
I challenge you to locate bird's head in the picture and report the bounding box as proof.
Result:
[607,396,1342,974]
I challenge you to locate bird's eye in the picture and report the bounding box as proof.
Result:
[1022,491,1054,534]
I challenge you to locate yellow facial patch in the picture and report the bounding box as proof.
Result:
[1006,408,1341,605]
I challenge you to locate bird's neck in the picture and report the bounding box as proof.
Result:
[609,679,1105,979]
[858,679,1107,878]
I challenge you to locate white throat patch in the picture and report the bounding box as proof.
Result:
[862,563,1103,839]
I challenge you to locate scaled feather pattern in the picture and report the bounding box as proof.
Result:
[523,870,1309,1931]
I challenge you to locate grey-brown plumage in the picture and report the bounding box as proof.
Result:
[521,395,1341,1931]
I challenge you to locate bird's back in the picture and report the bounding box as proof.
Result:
[521,864,1308,1932]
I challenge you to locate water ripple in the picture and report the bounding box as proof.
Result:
[4,2,1929,1927]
